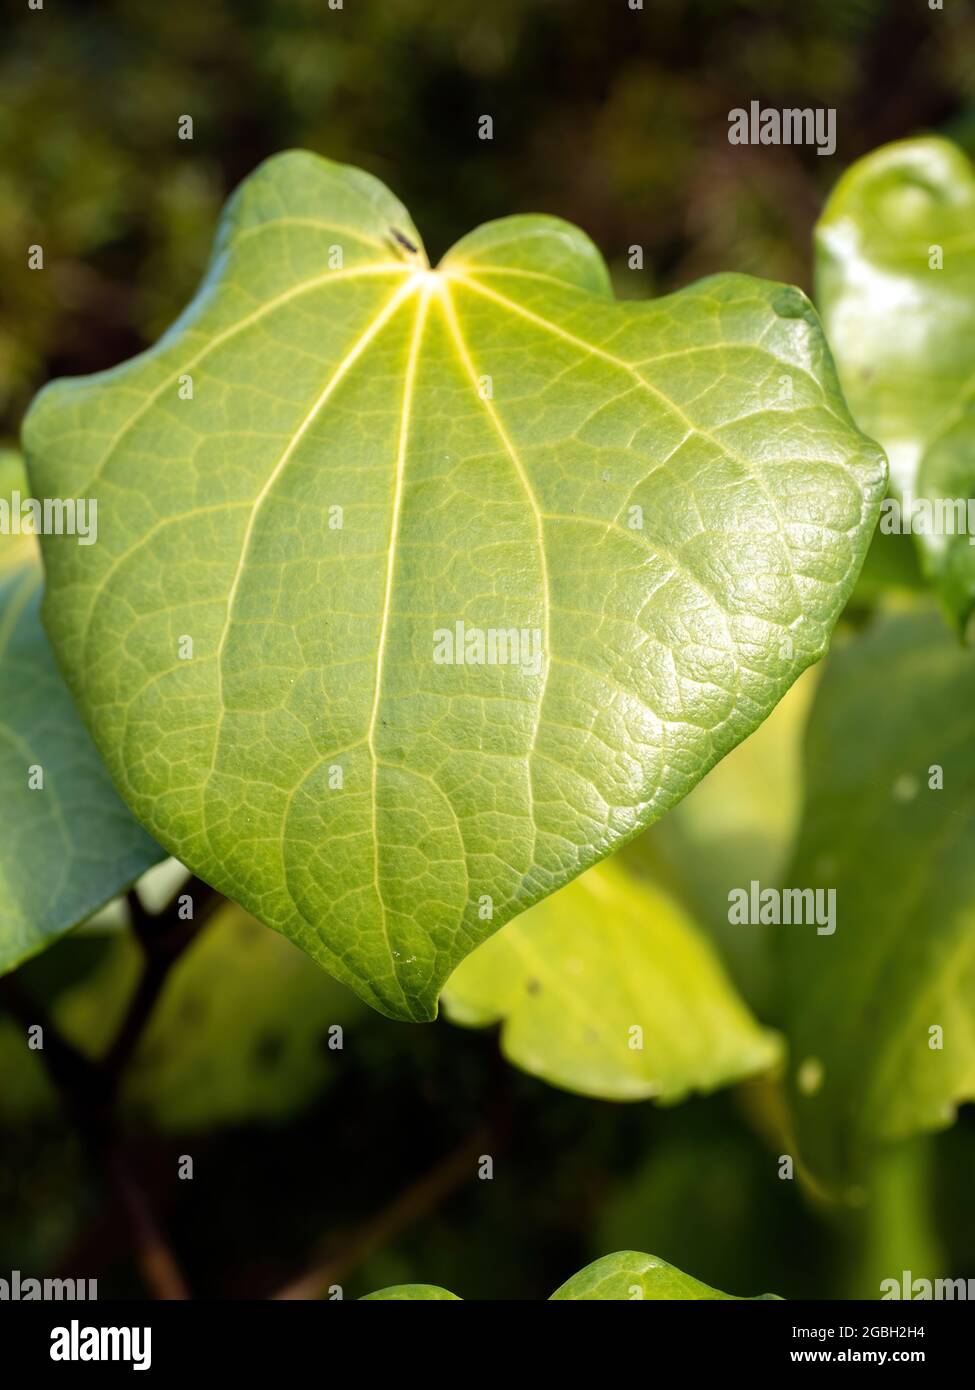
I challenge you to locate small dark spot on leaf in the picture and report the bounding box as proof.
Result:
[389,226,419,255]
[526,978,541,995]
[254,1033,285,1069]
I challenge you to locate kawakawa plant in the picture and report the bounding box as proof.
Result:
[3,139,975,1281]
[17,150,885,1022]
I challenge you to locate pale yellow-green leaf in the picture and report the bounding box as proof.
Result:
[442,858,779,1101]
[549,1250,779,1300]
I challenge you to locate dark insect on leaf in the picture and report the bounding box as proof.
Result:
[390,226,419,254]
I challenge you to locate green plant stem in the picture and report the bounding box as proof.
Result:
[103,875,222,1091]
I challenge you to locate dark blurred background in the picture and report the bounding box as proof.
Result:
[2,0,975,1300]
[4,0,975,442]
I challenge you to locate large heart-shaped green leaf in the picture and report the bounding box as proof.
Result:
[783,611,975,1189]
[0,453,164,974]
[816,137,975,631]
[23,152,886,1020]
[442,859,779,1101]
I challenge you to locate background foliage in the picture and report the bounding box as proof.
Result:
[2,0,975,1300]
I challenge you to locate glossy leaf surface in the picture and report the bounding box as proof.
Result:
[24,153,885,1018]
[816,138,975,630]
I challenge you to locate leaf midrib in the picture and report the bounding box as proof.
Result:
[363,279,435,1008]
[55,248,859,1011]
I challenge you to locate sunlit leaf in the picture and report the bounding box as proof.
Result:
[816,137,975,631]
[549,1250,780,1300]
[23,152,885,1019]
[442,859,779,1101]
[360,1251,779,1300]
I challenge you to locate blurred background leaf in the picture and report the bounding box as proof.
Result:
[0,453,165,975]
[816,137,975,634]
[0,899,364,1131]
[782,611,975,1190]
[626,667,816,1014]
[443,859,779,1102]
